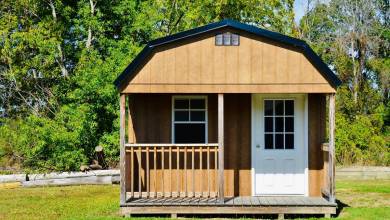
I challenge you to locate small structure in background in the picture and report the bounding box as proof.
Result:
[80,145,108,172]
[114,19,341,218]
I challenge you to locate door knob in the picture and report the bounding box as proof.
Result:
[256,144,261,148]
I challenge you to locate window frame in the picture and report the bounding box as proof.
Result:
[172,95,208,144]
[215,32,240,46]
[263,98,295,150]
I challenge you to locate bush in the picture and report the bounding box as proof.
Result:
[0,113,87,172]
[336,112,389,166]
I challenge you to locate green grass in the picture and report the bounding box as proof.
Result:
[333,179,390,219]
[0,180,389,219]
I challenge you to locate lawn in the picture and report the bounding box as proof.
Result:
[0,180,389,220]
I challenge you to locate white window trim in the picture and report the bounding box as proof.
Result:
[171,95,208,144]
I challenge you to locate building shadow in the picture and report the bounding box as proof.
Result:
[335,199,350,217]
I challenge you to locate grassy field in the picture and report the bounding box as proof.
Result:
[0,180,389,219]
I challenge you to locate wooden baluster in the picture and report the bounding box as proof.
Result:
[169,146,172,197]
[176,146,180,197]
[131,147,134,198]
[138,146,142,198]
[200,146,203,197]
[146,146,150,198]
[184,146,187,197]
[207,146,210,198]
[192,146,195,197]
[214,147,218,198]
[162,147,165,197]
[154,146,157,198]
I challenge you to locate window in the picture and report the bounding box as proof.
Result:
[173,97,207,143]
[264,99,294,149]
[215,32,240,46]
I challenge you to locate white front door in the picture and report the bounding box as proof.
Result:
[252,94,307,195]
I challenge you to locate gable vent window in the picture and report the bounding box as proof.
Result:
[215,32,240,46]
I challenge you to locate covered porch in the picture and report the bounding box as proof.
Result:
[118,93,337,217]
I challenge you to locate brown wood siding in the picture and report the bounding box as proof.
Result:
[125,94,251,196]
[121,29,335,94]
[224,94,252,196]
[308,94,327,196]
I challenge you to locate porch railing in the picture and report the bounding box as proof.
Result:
[125,143,220,199]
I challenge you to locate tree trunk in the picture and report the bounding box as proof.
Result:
[351,38,358,104]
[86,0,95,49]
[49,0,68,77]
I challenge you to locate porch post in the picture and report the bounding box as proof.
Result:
[328,93,336,203]
[218,94,224,203]
[120,94,126,204]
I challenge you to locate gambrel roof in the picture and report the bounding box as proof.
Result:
[114,19,341,90]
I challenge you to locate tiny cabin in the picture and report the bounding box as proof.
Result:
[115,20,341,218]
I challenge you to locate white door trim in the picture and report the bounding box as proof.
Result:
[251,94,309,196]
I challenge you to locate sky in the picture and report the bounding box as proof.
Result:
[294,0,307,24]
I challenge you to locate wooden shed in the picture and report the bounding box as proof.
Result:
[115,20,341,218]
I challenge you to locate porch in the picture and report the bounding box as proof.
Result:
[121,196,337,217]
[118,93,337,217]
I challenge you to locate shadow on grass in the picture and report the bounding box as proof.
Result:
[335,199,350,218]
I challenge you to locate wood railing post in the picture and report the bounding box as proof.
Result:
[207,146,210,198]
[138,146,142,197]
[162,147,165,197]
[119,94,126,204]
[192,146,195,197]
[130,146,134,198]
[184,146,188,197]
[146,146,150,198]
[218,94,224,203]
[154,146,157,198]
[328,94,336,203]
[176,146,180,197]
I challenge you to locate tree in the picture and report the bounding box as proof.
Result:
[299,0,389,165]
[0,0,297,171]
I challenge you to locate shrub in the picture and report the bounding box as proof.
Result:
[336,113,389,166]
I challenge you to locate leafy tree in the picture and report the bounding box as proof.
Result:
[0,0,296,171]
[299,0,389,165]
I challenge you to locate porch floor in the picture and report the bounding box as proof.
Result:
[121,196,337,217]
[123,196,336,207]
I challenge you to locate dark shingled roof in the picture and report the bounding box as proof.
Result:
[114,19,342,89]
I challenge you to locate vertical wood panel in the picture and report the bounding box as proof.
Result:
[201,38,214,83]
[175,45,188,84]
[165,49,176,84]
[238,37,251,84]
[287,51,300,83]
[276,47,288,83]
[189,43,201,84]
[250,40,262,83]
[225,47,238,84]
[214,46,225,84]
[261,42,276,83]
[224,94,251,196]
[308,94,326,196]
